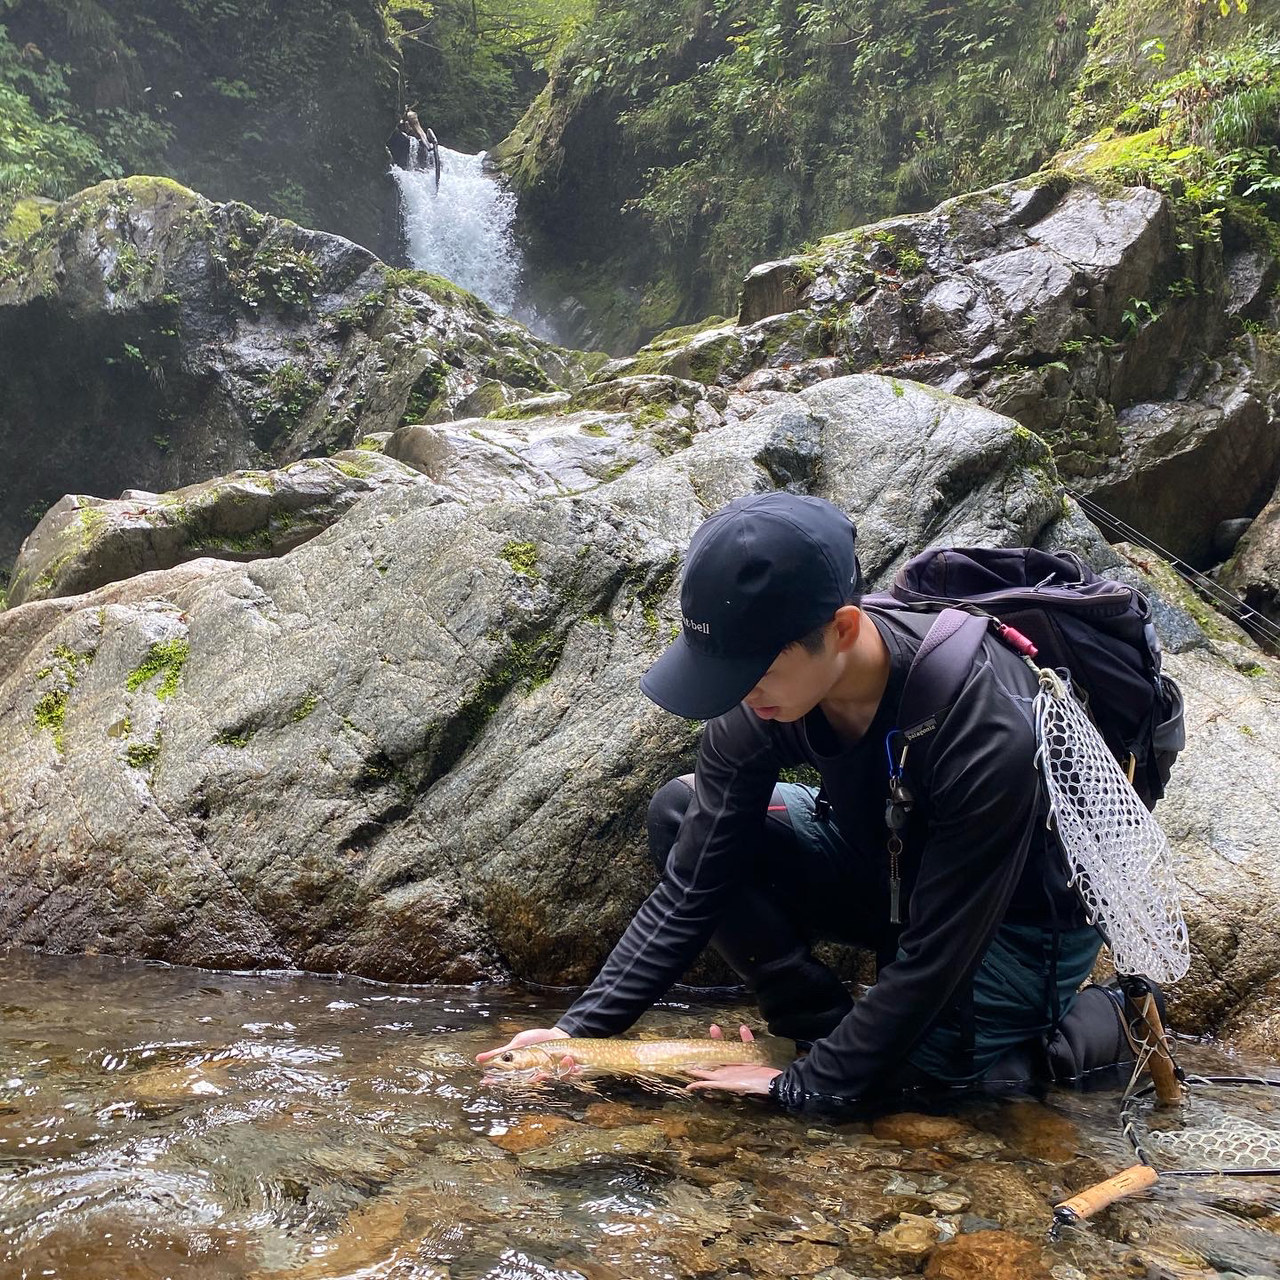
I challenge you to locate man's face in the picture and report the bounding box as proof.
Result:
[741,626,841,723]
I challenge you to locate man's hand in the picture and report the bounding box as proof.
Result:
[687,1022,781,1096]
[686,1064,782,1096]
[476,1026,570,1064]
[476,1026,573,1078]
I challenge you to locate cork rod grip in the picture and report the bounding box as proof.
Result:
[1054,1163,1160,1222]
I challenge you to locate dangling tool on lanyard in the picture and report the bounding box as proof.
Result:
[884,731,913,925]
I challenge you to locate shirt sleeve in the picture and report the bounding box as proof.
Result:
[770,658,1040,1109]
[557,706,780,1037]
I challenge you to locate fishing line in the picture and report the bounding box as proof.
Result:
[1066,488,1280,651]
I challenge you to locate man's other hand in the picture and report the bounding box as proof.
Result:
[686,1064,782,1095]
[689,1022,780,1094]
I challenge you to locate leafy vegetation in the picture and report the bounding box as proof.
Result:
[1072,28,1280,252]
[504,0,1103,322]
[387,0,589,148]
[0,22,124,211]
[0,0,396,243]
[502,0,1280,339]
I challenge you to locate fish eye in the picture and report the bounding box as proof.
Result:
[501,1052,513,1062]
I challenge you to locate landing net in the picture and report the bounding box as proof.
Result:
[1122,1075,1280,1176]
[1032,667,1190,985]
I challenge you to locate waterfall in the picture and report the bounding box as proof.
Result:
[391,145,529,324]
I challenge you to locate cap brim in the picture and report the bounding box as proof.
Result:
[640,633,771,720]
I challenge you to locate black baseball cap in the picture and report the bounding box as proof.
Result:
[641,492,862,720]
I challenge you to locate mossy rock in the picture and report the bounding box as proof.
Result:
[1,197,58,245]
[624,328,746,385]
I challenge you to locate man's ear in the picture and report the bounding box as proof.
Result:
[832,605,862,653]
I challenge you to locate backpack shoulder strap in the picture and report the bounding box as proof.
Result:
[897,608,991,744]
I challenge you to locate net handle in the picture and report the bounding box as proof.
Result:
[1129,986,1183,1106]
[1053,1163,1159,1224]
[1051,985,1182,1228]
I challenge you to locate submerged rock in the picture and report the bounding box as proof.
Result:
[925,1229,1051,1280]
[487,1114,580,1154]
[515,1122,667,1171]
[871,1113,976,1147]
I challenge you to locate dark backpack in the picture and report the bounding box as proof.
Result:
[870,546,1185,809]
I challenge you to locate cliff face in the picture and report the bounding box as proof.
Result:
[494,0,1280,352]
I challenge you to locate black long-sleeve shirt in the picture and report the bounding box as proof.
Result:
[556,606,1083,1105]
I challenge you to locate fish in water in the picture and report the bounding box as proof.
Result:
[481,1036,794,1082]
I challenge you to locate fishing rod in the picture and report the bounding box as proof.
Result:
[1065,488,1280,652]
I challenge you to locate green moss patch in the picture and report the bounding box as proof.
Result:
[31,640,98,751]
[501,541,540,581]
[292,693,319,721]
[34,688,69,752]
[125,739,162,768]
[2,197,57,244]
[126,638,190,700]
[383,267,493,318]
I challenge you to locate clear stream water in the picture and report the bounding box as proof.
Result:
[1,949,1278,1280]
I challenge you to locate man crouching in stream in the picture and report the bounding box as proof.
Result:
[478,493,1103,1109]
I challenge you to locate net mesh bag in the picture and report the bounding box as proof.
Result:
[1126,1078,1280,1173]
[1033,668,1190,985]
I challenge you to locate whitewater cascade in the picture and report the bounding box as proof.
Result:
[391,145,526,321]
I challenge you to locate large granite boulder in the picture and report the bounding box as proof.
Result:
[0,375,1060,983]
[0,176,596,569]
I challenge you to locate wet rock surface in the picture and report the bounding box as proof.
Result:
[615,176,1280,571]
[8,451,436,608]
[1222,476,1280,630]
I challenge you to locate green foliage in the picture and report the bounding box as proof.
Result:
[2,0,396,237]
[213,209,321,312]
[33,686,68,749]
[400,359,449,424]
[105,243,158,296]
[254,361,322,444]
[1075,32,1280,249]
[0,22,123,215]
[387,0,589,148]
[521,0,1096,321]
[1121,296,1157,333]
